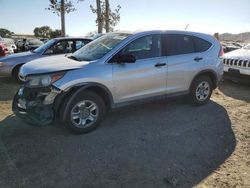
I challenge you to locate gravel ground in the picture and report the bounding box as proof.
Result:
[0,77,249,188]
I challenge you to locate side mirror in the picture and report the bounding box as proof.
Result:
[117,54,136,63]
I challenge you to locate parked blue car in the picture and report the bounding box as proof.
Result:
[0,37,92,81]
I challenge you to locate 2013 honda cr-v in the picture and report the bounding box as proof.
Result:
[13,30,224,134]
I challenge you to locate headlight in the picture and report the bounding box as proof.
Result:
[26,72,65,88]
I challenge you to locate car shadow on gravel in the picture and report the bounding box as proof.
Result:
[219,80,250,102]
[0,99,235,188]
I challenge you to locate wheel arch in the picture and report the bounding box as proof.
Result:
[189,70,218,91]
[11,63,24,77]
[54,83,114,121]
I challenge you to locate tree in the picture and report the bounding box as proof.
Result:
[105,0,110,32]
[0,28,14,38]
[46,0,76,36]
[90,0,121,33]
[33,26,52,38]
[50,29,62,38]
[33,26,61,39]
[96,0,103,33]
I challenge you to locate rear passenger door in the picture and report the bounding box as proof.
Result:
[163,34,212,94]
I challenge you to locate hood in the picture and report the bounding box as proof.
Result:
[224,48,250,59]
[20,55,90,77]
[0,51,35,60]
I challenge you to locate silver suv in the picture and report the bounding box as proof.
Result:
[13,30,224,134]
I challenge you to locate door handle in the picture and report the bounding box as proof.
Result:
[154,63,166,67]
[194,57,203,62]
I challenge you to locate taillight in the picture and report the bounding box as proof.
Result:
[219,44,224,57]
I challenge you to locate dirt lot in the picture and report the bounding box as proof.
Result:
[0,77,249,188]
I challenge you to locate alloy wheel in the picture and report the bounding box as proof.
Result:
[70,100,99,128]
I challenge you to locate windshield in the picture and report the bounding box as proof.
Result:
[72,33,130,61]
[243,44,250,50]
[33,39,56,53]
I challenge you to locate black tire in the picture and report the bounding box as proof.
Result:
[12,65,23,83]
[189,75,213,106]
[61,91,106,134]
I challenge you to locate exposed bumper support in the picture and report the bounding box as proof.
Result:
[12,86,61,126]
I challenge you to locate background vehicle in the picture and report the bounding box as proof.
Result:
[221,41,243,53]
[15,39,25,52]
[40,38,49,43]
[3,38,17,54]
[223,43,250,83]
[0,42,8,57]
[13,30,224,134]
[23,38,44,51]
[0,37,92,81]
[0,37,9,56]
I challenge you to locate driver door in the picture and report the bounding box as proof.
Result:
[112,34,167,103]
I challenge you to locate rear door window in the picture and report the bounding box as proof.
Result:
[164,34,195,56]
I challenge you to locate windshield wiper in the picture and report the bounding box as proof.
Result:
[68,55,81,61]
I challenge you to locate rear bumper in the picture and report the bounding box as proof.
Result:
[217,71,223,86]
[12,86,61,126]
[215,58,224,87]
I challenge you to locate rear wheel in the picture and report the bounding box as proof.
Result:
[190,76,213,105]
[61,91,106,134]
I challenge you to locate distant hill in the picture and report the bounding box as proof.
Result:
[219,32,250,42]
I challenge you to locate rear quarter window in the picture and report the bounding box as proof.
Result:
[192,36,212,52]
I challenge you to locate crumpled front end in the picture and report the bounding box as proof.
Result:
[12,85,61,126]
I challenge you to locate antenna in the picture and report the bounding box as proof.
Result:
[185,24,189,31]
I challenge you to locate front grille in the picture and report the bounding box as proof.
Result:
[223,58,250,68]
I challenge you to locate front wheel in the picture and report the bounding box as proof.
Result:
[61,91,106,134]
[190,76,213,105]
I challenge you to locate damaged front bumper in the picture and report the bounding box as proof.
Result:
[12,85,61,126]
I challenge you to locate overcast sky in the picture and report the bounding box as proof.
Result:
[0,0,249,36]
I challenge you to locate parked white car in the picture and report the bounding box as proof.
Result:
[223,43,250,83]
